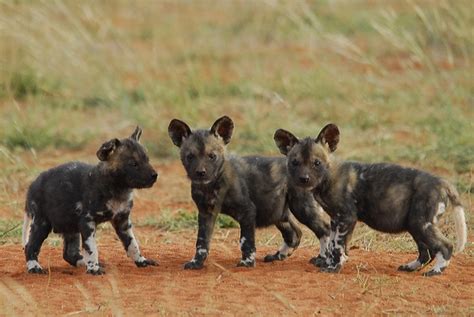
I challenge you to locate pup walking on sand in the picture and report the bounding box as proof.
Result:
[22,127,158,275]
[274,123,467,276]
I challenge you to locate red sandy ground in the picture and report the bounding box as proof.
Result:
[0,157,473,315]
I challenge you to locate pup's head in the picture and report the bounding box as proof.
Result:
[168,116,233,185]
[96,126,158,189]
[274,124,340,190]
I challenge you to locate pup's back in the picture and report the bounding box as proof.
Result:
[348,162,446,232]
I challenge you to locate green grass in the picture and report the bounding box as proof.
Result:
[0,220,22,245]
[0,0,471,217]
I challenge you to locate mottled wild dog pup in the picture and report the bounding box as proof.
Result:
[168,116,330,269]
[274,124,467,276]
[23,127,158,275]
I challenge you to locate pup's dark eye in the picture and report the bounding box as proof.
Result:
[314,160,321,167]
[208,153,216,161]
[130,161,138,167]
[186,153,195,161]
[291,159,300,166]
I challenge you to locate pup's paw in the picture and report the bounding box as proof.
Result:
[135,258,158,267]
[86,267,105,275]
[423,268,445,277]
[237,259,256,268]
[28,267,47,274]
[397,264,417,272]
[320,263,342,273]
[263,252,287,263]
[309,255,326,267]
[184,260,204,270]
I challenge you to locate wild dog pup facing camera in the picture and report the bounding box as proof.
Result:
[168,116,330,269]
[23,127,158,275]
[274,124,467,276]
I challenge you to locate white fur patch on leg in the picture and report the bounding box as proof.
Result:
[278,242,294,257]
[333,227,349,265]
[240,252,256,266]
[83,225,100,272]
[239,237,246,249]
[431,252,449,273]
[125,228,144,262]
[197,248,208,256]
[404,259,422,270]
[27,260,42,271]
[319,236,330,257]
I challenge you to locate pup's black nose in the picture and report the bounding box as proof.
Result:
[299,175,310,184]
[196,170,206,177]
[151,172,158,181]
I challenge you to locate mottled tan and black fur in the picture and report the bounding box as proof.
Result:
[274,124,467,276]
[168,116,330,269]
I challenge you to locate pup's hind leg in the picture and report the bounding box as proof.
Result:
[237,219,257,268]
[79,219,104,275]
[264,216,302,262]
[25,217,51,274]
[420,224,453,276]
[398,236,432,272]
[63,233,84,267]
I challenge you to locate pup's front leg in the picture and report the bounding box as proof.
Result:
[112,213,157,268]
[184,211,217,270]
[321,217,356,273]
[237,220,256,268]
[79,219,104,275]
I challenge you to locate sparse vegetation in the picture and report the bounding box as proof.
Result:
[0,1,472,315]
[0,220,22,245]
[0,1,471,169]
[138,209,238,231]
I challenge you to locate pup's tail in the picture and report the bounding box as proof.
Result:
[22,213,32,248]
[442,180,467,254]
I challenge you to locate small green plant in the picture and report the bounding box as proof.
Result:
[9,69,39,99]
[0,220,22,245]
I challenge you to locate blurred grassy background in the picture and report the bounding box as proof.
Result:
[0,0,472,210]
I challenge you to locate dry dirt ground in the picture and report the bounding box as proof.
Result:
[0,153,473,316]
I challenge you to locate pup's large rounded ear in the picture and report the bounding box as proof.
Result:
[274,129,299,155]
[130,126,143,142]
[210,116,234,145]
[97,138,121,161]
[168,119,192,147]
[315,123,339,152]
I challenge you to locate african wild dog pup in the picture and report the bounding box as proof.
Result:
[168,116,330,269]
[22,127,158,275]
[274,124,467,276]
